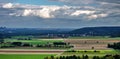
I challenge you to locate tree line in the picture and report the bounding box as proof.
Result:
[108,42,120,49]
[44,54,120,59]
[0,42,73,48]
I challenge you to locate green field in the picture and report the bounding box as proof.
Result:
[1,36,120,59]
[0,54,55,59]
[0,39,64,49]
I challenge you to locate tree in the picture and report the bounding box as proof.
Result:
[84,55,89,59]
[106,56,114,59]
[11,42,22,46]
[0,33,4,43]
[22,43,31,47]
[92,47,94,49]
[44,56,49,59]
[0,39,4,43]
[93,56,100,59]
[113,54,120,59]
[108,42,120,49]
[77,56,81,59]
[50,56,54,59]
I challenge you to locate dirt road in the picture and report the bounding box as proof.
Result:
[0,49,65,54]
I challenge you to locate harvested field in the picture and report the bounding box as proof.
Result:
[64,39,120,50]
[0,49,65,54]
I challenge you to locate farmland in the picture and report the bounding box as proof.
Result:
[0,36,120,59]
[62,50,120,56]
[0,54,56,59]
[4,39,63,45]
[64,39,120,50]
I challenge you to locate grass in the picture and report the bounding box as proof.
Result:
[0,54,55,59]
[60,50,120,59]
[0,39,64,48]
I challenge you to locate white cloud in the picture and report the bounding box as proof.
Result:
[2,3,13,8]
[99,14,108,17]
[23,9,32,16]
[71,10,95,16]
[1,3,110,20]
[21,6,60,18]
[88,14,108,19]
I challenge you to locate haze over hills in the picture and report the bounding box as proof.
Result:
[0,26,120,37]
[69,26,120,37]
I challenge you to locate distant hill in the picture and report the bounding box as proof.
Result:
[0,27,120,37]
[0,28,73,36]
[69,27,120,37]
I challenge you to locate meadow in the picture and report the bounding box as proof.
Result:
[0,36,120,59]
[0,54,55,59]
[4,39,63,45]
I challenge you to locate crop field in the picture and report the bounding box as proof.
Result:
[56,38,120,58]
[0,54,55,59]
[0,36,120,59]
[64,39,120,50]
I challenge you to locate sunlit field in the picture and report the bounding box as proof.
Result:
[0,54,56,59]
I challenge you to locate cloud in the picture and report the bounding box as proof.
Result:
[22,7,58,18]
[88,14,108,19]
[51,0,120,5]
[2,3,13,8]
[97,0,120,4]
[1,3,119,21]
[50,0,96,5]
[0,2,120,28]
[17,6,61,18]
[71,10,95,16]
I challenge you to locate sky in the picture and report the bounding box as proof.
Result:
[0,0,120,28]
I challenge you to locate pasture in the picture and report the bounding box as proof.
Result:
[4,39,63,45]
[0,36,120,59]
[0,38,65,49]
[0,54,55,59]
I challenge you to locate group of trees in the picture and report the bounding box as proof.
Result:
[108,42,120,49]
[66,50,100,53]
[17,38,32,40]
[0,42,73,48]
[44,55,85,59]
[44,54,120,59]
[0,33,4,43]
[37,42,73,48]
